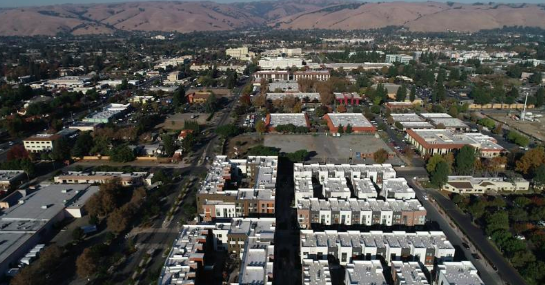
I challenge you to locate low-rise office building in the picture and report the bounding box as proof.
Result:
[196,156,278,221]
[266,92,320,102]
[296,198,426,229]
[405,129,504,158]
[435,261,484,285]
[0,170,26,190]
[254,71,290,81]
[300,230,455,267]
[265,113,310,132]
[23,133,61,153]
[386,54,413,64]
[83,103,130,123]
[293,70,330,81]
[268,81,299,92]
[443,176,530,194]
[324,113,376,133]
[335,92,361,105]
[54,171,148,186]
[0,184,99,276]
[259,58,304,70]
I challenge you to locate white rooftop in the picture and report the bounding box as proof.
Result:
[269,113,308,127]
[345,260,387,285]
[437,261,484,285]
[327,113,373,128]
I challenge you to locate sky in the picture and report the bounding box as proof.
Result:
[0,0,542,8]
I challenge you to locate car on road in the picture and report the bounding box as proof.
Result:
[8,141,13,146]
[462,242,470,249]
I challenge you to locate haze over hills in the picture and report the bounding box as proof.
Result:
[0,0,544,36]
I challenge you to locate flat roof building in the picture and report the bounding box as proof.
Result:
[0,170,26,190]
[324,113,376,133]
[382,178,416,200]
[300,230,455,268]
[391,261,429,285]
[83,103,130,123]
[296,198,426,229]
[435,261,484,285]
[345,260,387,285]
[406,129,504,158]
[23,133,61,153]
[443,176,529,194]
[269,81,299,92]
[54,171,148,186]
[265,113,310,132]
[0,184,98,276]
[302,259,332,285]
[266,92,320,102]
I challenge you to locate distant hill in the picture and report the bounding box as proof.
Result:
[0,1,544,36]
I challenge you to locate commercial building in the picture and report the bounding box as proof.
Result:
[293,70,330,81]
[226,47,254,60]
[83,103,130,123]
[391,261,429,285]
[386,54,413,64]
[405,129,504,158]
[265,113,310,132]
[435,261,484,285]
[196,156,278,221]
[0,170,26,190]
[324,113,376,133]
[335,92,361,105]
[0,184,99,275]
[323,63,392,71]
[345,260,387,285]
[68,121,102,132]
[427,117,469,131]
[268,81,299,92]
[391,113,426,123]
[300,230,455,267]
[45,76,91,89]
[266,92,320,102]
[54,171,148,186]
[254,71,290,81]
[262,48,302,57]
[258,58,304,70]
[159,218,275,285]
[302,259,332,285]
[296,198,426,229]
[443,176,530,194]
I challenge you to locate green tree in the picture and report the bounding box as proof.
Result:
[426,154,445,173]
[215,124,240,138]
[72,227,84,242]
[431,161,450,187]
[172,86,186,107]
[536,87,545,107]
[110,145,135,162]
[485,211,509,235]
[161,134,176,157]
[256,120,266,134]
[534,164,545,187]
[395,84,407,101]
[204,93,217,113]
[345,124,353,134]
[529,72,543,84]
[456,145,477,175]
[521,261,545,285]
[409,85,416,102]
[337,124,344,134]
[71,132,94,158]
[50,137,72,161]
[448,105,458,118]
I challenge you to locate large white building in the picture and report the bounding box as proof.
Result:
[345,260,387,285]
[259,58,304,70]
[443,176,529,194]
[226,47,254,61]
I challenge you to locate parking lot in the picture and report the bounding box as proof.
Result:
[158,113,210,130]
[264,133,403,165]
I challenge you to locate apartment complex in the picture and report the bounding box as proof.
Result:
[391,261,430,285]
[345,260,387,285]
[159,218,275,285]
[296,198,426,229]
[302,259,332,285]
[443,176,529,194]
[300,230,455,267]
[196,156,278,221]
[435,262,485,285]
[405,129,504,158]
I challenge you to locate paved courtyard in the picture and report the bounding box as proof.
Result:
[264,133,403,165]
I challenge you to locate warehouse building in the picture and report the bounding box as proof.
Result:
[442,176,529,194]
[265,113,310,132]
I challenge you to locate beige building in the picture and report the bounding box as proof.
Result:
[23,134,61,153]
[226,47,254,60]
[443,176,530,194]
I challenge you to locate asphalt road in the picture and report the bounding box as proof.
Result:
[408,179,526,285]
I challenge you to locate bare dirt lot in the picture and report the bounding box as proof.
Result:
[157,113,209,130]
[264,133,403,165]
[485,111,545,141]
[225,133,262,158]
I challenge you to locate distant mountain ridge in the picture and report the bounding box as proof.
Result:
[0,1,544,36]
